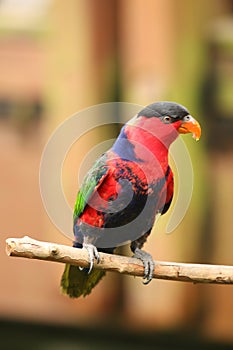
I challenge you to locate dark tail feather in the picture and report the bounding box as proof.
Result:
[61,264,106,298]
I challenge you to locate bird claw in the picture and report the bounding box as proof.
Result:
[133,248,155,284]
[83,243,100,274]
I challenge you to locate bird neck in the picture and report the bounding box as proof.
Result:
[112,124,174,180]
[128,127,170,174]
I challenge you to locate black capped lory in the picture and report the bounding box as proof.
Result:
[61,101,201,298]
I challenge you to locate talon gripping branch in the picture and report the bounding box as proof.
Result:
[61,101,201,298]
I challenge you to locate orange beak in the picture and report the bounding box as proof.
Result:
[178,116,201,141]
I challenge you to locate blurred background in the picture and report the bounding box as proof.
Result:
[0,0,233,349]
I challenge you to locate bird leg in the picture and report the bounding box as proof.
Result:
[133,248,155,284]
[131,232,155,284]
[82,236,100,274]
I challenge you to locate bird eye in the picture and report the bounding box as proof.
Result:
[163,116,172,123]
[183,115,191,122]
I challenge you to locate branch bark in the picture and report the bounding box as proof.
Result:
[5,236,233,284]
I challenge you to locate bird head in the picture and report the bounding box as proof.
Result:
[130,101,201,146]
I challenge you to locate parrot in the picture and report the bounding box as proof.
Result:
[61,101,201,298]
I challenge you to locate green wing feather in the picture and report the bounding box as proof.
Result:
[73,154,109,220]
[61,154,109,298]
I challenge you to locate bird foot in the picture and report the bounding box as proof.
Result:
[133,248,155,284]
[82,243,100,274]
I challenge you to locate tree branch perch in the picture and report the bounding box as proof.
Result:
[5,236,233,284]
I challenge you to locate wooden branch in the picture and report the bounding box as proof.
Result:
[5,236,233,284]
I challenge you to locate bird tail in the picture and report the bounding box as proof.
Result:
[60,264,106,298]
